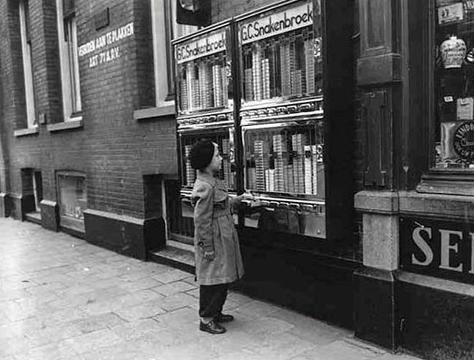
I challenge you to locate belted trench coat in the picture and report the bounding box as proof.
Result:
[191,172,244,286]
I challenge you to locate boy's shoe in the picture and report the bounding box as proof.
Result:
[215,313,234,323]
[199,320,226,334]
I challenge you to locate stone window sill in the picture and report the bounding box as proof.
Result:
[134,105,175,121]
[14,127,39,137]
[47,118,83,132]
[416,171,474,197]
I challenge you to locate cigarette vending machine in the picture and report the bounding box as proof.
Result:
[173,22,237,218]
[236,0,326,238]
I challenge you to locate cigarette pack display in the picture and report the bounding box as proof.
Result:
[291,69,303,97]
[179,78,189,111]
[305,38,315,94]
[192,79,201,109]
[292,133,306,193]
[185,63,195,110]
[185,145,195,186]
[289,39,297,95]
[283,164,290,193]
[198,61,213,109]
[262,58,271,99]
[273,134,286,192]
[252,45,263,101]
[268,44,277,98]
[222,65,229,106]
[265,169,275,192]
[223,160,231,188]
[254,139,268,191]
[247,166,256,189]
[304,145,312,194]
[213,64,223,107]
[311,145,318,195]
[280,42,291,96]
[244,68,254,100]
[222,139,231,188]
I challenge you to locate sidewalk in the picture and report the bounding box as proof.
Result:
[0,218,423,360]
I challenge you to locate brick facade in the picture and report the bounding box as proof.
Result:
[0,0,175,257]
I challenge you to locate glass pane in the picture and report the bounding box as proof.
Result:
[58,175,86,220]
[243,123,324,198]
[242,121,326,239]
[241,26,322,103]
[180,129,236,190]
[435,1,474,169]
[175,28,232,115]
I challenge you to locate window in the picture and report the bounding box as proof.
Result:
[19,0,36,128]
[56,0,82,121]
[57,172,86,231]
[434,2,474,170]
[151,0,198,107]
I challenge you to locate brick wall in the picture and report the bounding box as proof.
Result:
[0,0,177,223]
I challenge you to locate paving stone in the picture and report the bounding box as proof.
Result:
[151,269,191,283]
[112,301,167,321]
[151,280,197,296]
[62,328,123,354]
[118,277,164,292]
[110,318,166,341]
[13,340,79,360]
[152,292,197,312]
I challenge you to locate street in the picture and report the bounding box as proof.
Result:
[0,218,422,360]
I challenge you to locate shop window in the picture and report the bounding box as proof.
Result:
[434,2,474,170]
[56,0,82,122]
[19,0,37,129]
[151,0,198,107]
[57,172,86,232]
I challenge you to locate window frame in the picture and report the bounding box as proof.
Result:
[19,0,37,129]
[150,0,198,108]
[56,0,82,122]
[56,170,87,232]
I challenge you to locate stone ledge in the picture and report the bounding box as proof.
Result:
[134,105,175,121]
[47,119,83,132]
[354,190,399,214]
[14,127,39,137]
[396,270,474,297]
[398,190,474,222]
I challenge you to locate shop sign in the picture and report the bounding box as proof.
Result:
[400,217,474,284]
[453,121,474,161]
[240,2,313,44]
[175,31,226,64]
[438,3,464,24]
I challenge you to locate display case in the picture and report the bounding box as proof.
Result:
[236,0,326,239]
[173,22,237,192]
[435,1,474,169]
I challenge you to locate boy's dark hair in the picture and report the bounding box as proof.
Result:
[189,139,215,170]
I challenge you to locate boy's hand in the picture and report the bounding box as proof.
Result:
[203,251,215,260]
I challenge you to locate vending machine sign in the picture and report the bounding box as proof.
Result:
[239,2,313,44]
[175,30,226,64]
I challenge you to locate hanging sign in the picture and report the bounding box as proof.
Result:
[400,217,474,285]
[453,121,474,160]
[175,30,226,64]
[239,2,313,45]
[438,3,464,24]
